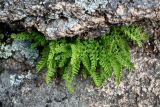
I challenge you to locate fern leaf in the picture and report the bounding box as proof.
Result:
[88,42,101,87]
[62,65,74,93]
[31,32,46,48]
[111,58,122,84]
[36,47,49,72]
[68,44,81,88]
[121,26,148,47]
[11,32,34,40]
[115,37,133,70]
[45,42,56,84]
[80,41,91,71]
[70,43,81,73]
[81,52,90,71]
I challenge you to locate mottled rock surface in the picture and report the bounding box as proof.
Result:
[0,0,160,107]
[0,0,159,39]
[0,19,160,107]
[0,38,160,107]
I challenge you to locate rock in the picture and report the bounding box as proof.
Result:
[0,31,160,106]
[0,0,159,39]
[0,0,160,107]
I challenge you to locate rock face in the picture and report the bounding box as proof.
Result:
[0,0,159,39]
[0,37,160,107]
[0,0,160,107]
[0,19,160,107]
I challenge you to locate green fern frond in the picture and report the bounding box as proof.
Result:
[62,65,74,93]
[11,25,148,92]
[11,32,34,40]
[45,42,56,84]
[81,51,90,71]
[58,52,71,68]
[70,44,81,73]
[64,43,81,90]
[99,49,112,82]
[88,42,101,87]
[31,32,46,48]
[36,47,49,72]
[121,26,148,47]
[111,58,122,84]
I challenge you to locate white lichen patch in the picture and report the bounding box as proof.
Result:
[75,0,108,13]
[0,44,13,59]
[10,70,33,86]
[116,5,125,16]
[0,40,38,59]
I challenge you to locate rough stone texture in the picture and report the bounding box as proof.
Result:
[0,20,160,107]
[0,0,159,39]
[0,0,160,107]
[0,40,160,107]
[0,40,38,60]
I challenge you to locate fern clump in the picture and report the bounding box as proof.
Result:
[11,26,148,92]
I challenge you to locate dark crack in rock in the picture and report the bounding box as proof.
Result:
[0,0,159,39]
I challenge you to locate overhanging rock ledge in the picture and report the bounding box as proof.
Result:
[0,0,159,39]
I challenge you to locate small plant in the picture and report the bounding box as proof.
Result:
[11,25,148,92]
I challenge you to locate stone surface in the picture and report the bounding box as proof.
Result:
[0,0,160,107]
[0,0,159,39]
[0,19,160,107]
[0,41,160,107]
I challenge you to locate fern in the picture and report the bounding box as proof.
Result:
[111,59,122,84]
[70,43,81,78]
[11,25,148,92]
[120,26,148,47]
[36,47,49,72]
[11,32,34,40]
[45,42,56,84]
[62,65,74,92]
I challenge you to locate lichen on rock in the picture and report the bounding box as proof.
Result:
[0,0,159,39]
[0,40,38,63]
[0,0,160,107]
[0,44,13,59]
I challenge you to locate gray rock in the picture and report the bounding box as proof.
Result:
[0,0,159,39]
[0,1,160,106]
[0,40,38,60]
[0,42,160,107]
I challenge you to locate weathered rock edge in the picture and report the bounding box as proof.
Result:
[0,0,159,39]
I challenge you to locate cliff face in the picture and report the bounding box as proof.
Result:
[0,29,159,107]
[0,0,159,39]
[0,0,160,107]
